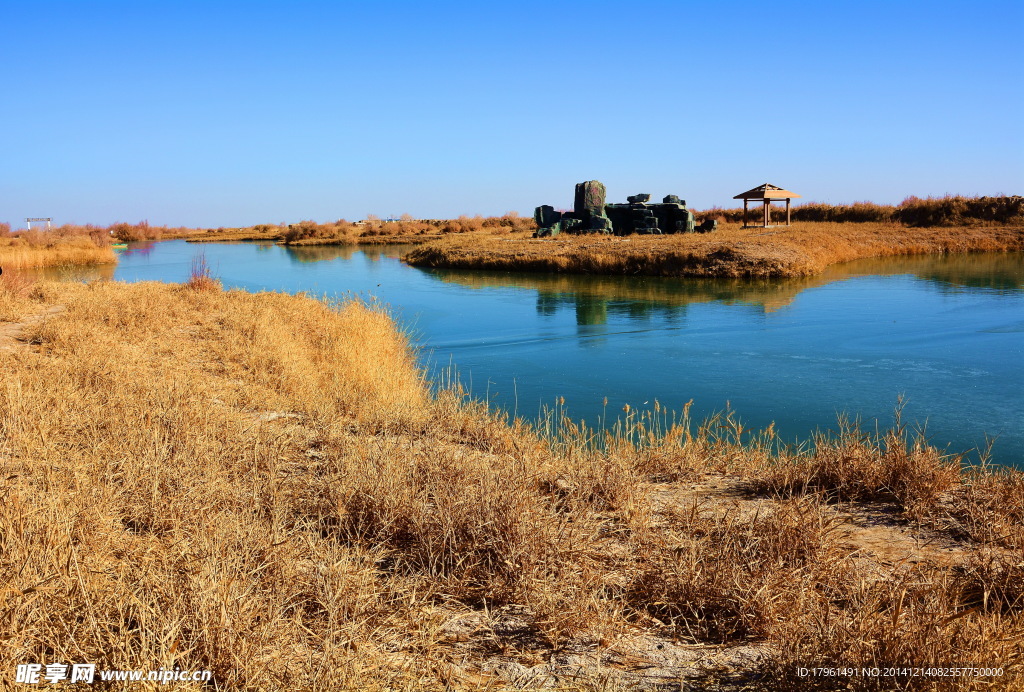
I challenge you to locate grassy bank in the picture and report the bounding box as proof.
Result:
[182,215,537,246]
[0,235,117,270]
[0,279,1021,690]
[405,221,1024,278]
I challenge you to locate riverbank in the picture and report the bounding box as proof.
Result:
[1,278,1020,690]
[180,215,537,246]
[0,236,117,270]
[405,222,1024,278]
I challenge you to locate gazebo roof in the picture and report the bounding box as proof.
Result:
[733,183,801,200]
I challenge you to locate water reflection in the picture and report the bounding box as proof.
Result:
[423,252,1024,325]
[23,263,117,283]
[833,253,1024,292]
[422,268,829,325]
[120,241,159,260]
[283,244,411,264]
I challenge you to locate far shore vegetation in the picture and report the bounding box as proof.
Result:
[9,194,1018,280]
[120,193,1022,280]
[0,222,117,270]
[0,276,1021,690]
[173,212,538,245]
[405,195,1023,279]
[406,220,1024,279]
[702,193,1023,227]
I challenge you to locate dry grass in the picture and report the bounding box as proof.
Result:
[281,214,535,246]
[699,194,1024,226]
[0,235,117,270]
[750,406,963,520]
[0,282,1021,690]
[181,224,285,243]
[9,221,207,244]
[184,252,220,291]
[0,271,39,321]
[405,221,1024,278]
[180,214,538,247]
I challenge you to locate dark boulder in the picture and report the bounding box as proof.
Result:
[534,204,562,228]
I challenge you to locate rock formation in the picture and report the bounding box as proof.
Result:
[534,181,717,237]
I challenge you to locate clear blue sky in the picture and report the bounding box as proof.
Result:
[2,0,1021,228]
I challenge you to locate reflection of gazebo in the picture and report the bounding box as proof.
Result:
[734,183,801,228]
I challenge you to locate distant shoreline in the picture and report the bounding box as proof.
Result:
[0,238,117,270]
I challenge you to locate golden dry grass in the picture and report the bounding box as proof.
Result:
[0,272,38,321]
[182,215,538,247]
[0,236,117,270]
[0,280,1021,690]
[700,194,1024,226]
[405,222,1024,278]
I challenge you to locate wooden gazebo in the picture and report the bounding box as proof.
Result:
[734,183,801,228]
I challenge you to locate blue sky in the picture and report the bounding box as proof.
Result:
[2,0,1021,227]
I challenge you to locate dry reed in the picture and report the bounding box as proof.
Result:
[185,252,220,291]
[0,281,1020,690]
[0,235,116,270]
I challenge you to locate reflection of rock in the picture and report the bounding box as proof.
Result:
[535,181,713,237]
[427,264,831,315]
[574,294,608,326]
[424,253,1021,328]
[533,289,689,327]
[536,292,559,317]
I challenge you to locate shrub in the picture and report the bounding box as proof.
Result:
[185,252,220,291]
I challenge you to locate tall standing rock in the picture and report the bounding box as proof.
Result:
[574,180,607,217]
[575,180,612,233]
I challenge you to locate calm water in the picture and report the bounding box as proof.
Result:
[34,241,1024,467]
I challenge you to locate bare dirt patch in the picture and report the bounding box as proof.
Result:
[0,304,65,351]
